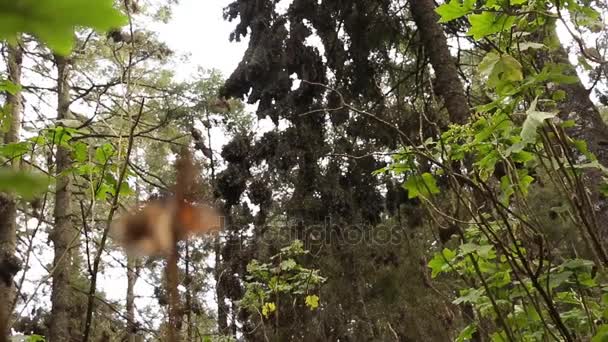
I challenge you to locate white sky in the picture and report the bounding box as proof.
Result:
[153,0,248,80]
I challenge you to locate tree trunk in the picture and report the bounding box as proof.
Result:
[409,0,470,124]
[49,54,76,342]
[126,254,139,342]
[531,24,608,257]
[205,116,229,336]
[553,37,608,233]
[215,239,229,335]
[0,43,23,342]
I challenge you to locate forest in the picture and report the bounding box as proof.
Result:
[1,0,608,341]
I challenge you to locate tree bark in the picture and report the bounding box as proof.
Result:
[0,43,23,342]
[205,116,229,336]
[552,36,608,253]
[126,254,139,342]
[49,54,77,342]
[215,239,229,335]
[530,24,608,256]
[409,0,470,124]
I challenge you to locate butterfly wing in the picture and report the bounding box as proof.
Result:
[175,203,222,238]
[110,201,175,256]
[111,200,222,256]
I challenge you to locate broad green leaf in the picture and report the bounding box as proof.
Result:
[0,168,49,200]
[305,294,320,310]
[435,0,475,23]
[429,254,447,278]
[479,53,523,92]
[479,52,500,79]
[0,79,21,95]
[460,243,479,255]
[499,55,523,82]
[560,258,594,271]
[403,172,440,199]
[520,98,557,143]
[0,142,30,159]
[95,143,115,164]
[95,182,115,201]
[453,287,484,305]
[0,0,127,55]
[118,181,133,196]
[72,141,89,162]
[429,248,456,278]
[545,270,572,289]
[468,13,516,40]
[456,324,477,342]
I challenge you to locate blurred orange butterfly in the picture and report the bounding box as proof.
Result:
[111,150,222,256]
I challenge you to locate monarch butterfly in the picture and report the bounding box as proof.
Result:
[110,198,221,256]
[110,149,222,256]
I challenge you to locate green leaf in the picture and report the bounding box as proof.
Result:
[95,143,115,164]
[305,294,320,310]
[520,98,557,143]
[280,259,297,271]
[435,0,475,23]
[479,52,500,79]
[0,0,127,55]
[479,53,523,92]
[72,141,89,162]
[0,142,30,159]
[403,172,440,199]
[453,287,485,305]
[0,79,21,95]
[552,90,567,101]
[0,168,49,200]
[428,254,447,278]
[468,13,516,40]
[499,54,523,82]
[95,182,115,201]
[26,335,46,342]
[560,258,594,271]
[429,248,456,278]
[456,324,477,342]
[262,302,276,318]
[592,324,608,342]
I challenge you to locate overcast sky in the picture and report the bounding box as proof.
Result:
[153,0,247,80]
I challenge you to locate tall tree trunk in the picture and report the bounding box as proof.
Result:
[126,254,139,342]
[204,114,229,336]
[49,54,76,342]
[0,43,23,342]
[409,0,470,124]
[529,23,608,258]
[215,239,229,335]
[409,2,485,340]
[553,36,608,255]
[126,183,140,342]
